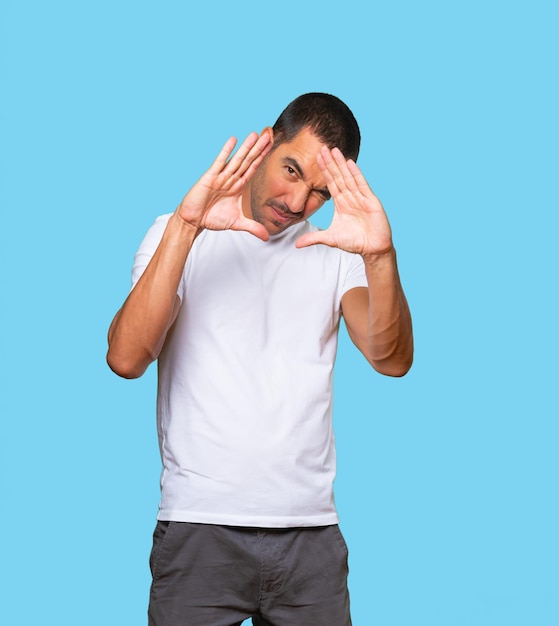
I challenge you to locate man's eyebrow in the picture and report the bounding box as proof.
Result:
[282,157,331,200]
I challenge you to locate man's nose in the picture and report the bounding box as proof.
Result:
[287,184,310,214]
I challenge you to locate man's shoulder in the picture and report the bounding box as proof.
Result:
[153,212,173,228]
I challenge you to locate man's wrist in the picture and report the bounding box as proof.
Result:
[362,246,396,267]
[171,210,203,240]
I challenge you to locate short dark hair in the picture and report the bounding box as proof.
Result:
[272,93,361,161]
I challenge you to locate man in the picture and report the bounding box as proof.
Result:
[107,93,413,626]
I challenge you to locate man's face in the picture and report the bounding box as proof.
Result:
[246,127,332,235]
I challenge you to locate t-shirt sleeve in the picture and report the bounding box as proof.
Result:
[341,251,368,294]
[131,213,182,295]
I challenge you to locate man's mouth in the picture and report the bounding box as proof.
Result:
[270,204,295,224]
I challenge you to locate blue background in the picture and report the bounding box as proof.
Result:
[1,1,557,624]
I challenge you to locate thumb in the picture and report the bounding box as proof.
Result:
[295,230,329,249]
[232,216,270,242]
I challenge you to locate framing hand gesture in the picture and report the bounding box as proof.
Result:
[296,146,393,257]
[177,132,272,240]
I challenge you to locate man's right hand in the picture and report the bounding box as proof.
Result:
[176,131,272,240]
[107,131,272,379]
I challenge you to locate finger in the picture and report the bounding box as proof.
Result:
[346,158,374,196]
[224,132,270,180]
[316,149,341,197]
[238,135,272,182]
[224,132,258,172]
[328,147,361,194]
[231,216,270,242]
[207,136,238,175]
[295,230,336,249]
[317,147,358,200]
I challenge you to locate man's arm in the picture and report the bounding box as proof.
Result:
[340,251,413,376]
[107,215,196,379]
[107,131,272,379]
[296,146,413,377]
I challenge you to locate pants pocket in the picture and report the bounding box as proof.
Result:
[149,520,173,580]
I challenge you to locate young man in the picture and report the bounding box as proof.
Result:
[107,93,413,626]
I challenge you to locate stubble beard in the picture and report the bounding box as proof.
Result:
[248,167,284,234]
[248,155,303,235]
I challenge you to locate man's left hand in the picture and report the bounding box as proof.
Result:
[295,146,393,257]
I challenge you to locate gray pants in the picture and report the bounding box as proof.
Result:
[148,521,352,626]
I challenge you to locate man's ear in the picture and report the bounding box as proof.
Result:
[260,126,274,146]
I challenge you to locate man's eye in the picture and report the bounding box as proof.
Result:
[286,166,296,175]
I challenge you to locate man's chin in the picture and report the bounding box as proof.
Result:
[266,220,293,235]
[251,207,297,235]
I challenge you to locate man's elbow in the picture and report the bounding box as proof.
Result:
[106,349,149,380]
[370,342,414,377]
[372,355,413,377]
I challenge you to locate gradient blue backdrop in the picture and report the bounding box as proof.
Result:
[1,1,557,624]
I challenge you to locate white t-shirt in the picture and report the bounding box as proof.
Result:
[132,214,367,527]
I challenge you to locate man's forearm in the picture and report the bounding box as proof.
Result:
[107,213,198,379]
[363,248,414,377]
